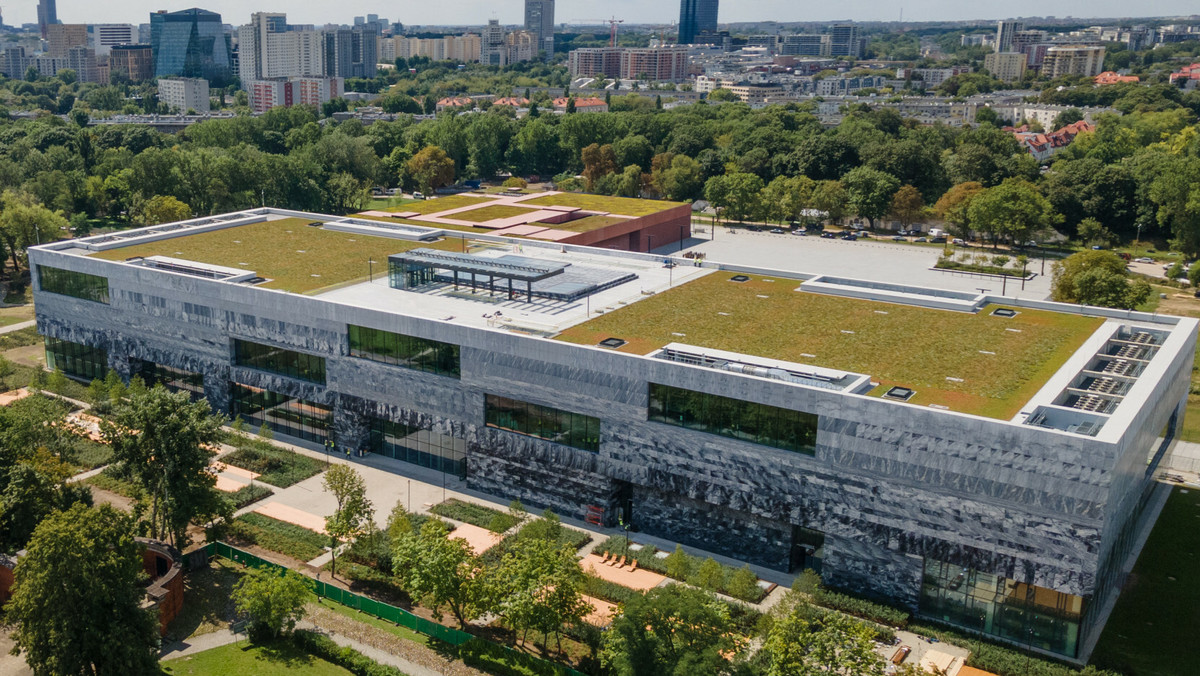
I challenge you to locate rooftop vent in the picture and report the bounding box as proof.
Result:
[991,308,1018,318]
[307,221,323,227]
[883,386,915,401]
[729,275,750,283]
[598,337,627,349]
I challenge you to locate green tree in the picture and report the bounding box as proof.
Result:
[0,191,70,272]
[726,565,760,601]
[102,386,225,547]
[324,463,374,579]
[601,585,733,676]
[664,544,692,580]
[1053,107,1085,130]
[1077,217,1115,247]
[7,504,160,675]
[651,154,704,202]
[0,463,93,554]
[842,167,900,228]
[761,175,816,224]
[133,194,192,226]
[888,185,926,228]
[231,566,312,640]
[762,602,883,676]
[405,145,456,194]
[581,143,617,191]
[967,179,1060,247]
[492,537,590,652]
[690,557,726,592]
[708,88,738,102]
[705,172,765,223]
[811,180,849,223]
[933,181,985,239]
[1052,250,1151,309]
[392,519,487,627]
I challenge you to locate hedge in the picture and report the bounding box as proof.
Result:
[292,630,405,676]
[429,498,521,533]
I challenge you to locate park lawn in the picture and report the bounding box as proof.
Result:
[227,513,328,562]
[159,640,353,675]
[309,598,434,648]
[368,195,417,209]
[555,273,1104,419]
[453,204,537,222]
[91,218,457,295]
[519,193,685,217]
[0,303,33,326]
[392,194,497,215]
[1090,487,1200,676]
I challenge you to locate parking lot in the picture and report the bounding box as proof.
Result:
[674,225,1056,301]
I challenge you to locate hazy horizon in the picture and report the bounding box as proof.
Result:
[9,1,1199,29]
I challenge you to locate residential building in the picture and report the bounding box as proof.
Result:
[781,34,829,57]
[37,0,56,41]
[569,47,621,79]
[109,44,154,81]
[995,20,1023,52]
[1010,29,1045,55]
[1009,120,1094,161]
[829,23,863,58]
[524,0,554,57]
[482,20,506,66]
[506,31,537,65]
[89,24,137,56]
[1041,46,1106,79]
[324,26,377,79]
[678,0,719,45]
[569,45,689,81]
[984,51,1027,83]
[32,202,1192,664]
[554,96,608,112]
[0,47,27,79]
[715,80,783,103]
[150,8,233,85]
[384,35,482,63]
[435,96,474,111]
[493,97,529,108]
[1094,72,1139,85]
[894,67,971,87]
[815,74,885,96]
[246,76,344,113]
[158,77,210,113]
[47,24,88,58]
[14,45,100,82]
[238,13,325,84]
[1169,62,1200,89]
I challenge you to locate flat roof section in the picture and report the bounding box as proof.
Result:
[391,248,569,283]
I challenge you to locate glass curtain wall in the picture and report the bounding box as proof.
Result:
[233,339,326,385]
[230,383,331,444]
[484,394,600,453]
[137,362,204,400]
[648,383,818,455]
[348,325,460,378]
[919,556,1085,657]
[367,417,467,477]
[44,337,108,381]
[37,266,110,304]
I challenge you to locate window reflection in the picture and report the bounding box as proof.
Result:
[367,417,466,477]
[484,394,599,453]
[230,383,331,444]
[38,266,110,304]
[233,339,326,385]
[648,383,817,455]
[348,325,460,378]
[45,337,108,381]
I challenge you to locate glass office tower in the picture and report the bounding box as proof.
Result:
[678,0,719,44]
[150,8,232,86]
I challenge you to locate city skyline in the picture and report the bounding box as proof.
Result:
[9,1,1200,29]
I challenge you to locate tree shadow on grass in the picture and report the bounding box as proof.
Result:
[165,560,241,641]
[253,639,321,669]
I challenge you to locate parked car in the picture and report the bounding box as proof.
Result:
[792,229,807,236]
[840,233,858,241]
[952,238,966,246]
[821,232,837,239]
[412,192,424,200]
[746,225,761,232]
[915,237,928,243]
[930,236,946,243]
[892,235,905,241]
[1134,257,1154,263]
[770,228,785,234]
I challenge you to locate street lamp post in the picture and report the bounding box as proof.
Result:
[368,259,375,282]
[1135,222,1143,258]
[679,224,686,253]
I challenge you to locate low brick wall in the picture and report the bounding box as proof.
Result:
[138,538,184,636]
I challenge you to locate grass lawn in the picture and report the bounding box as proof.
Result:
[394,194,496,215]
[519,193,685,217]
[310,598,434,648]
[1090,487,1200,676]
[160,640,352,675]
[221,441,324,488]
[554,214,628,233]
[368,195,416,209]
[555,273,1104,419]
[91,218,457,295]
[0,326,42,351]
[167,557,244,639]
[453,204,537,223]
[429,498,520,533]
[227,512,329,562]
[0,304,33,326]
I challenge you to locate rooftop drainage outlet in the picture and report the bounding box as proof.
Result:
[729,275,750,283]
[883,386,916,401]
[598,337,627,349]
[991,308,1018,318]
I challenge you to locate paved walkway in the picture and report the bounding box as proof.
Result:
[298,620,444,676]
[160,627,240,660]
[0,319,35,334]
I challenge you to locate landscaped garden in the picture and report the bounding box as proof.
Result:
[519,192,685,217]
[429,497,523,533]
[390,194,494,214]
[596,536,767,603]
[226,513,328,563]
[220,436,325,488]
[452,204,537,222]
[555,272,1104,419]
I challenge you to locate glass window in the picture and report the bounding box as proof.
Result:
[919,556,1084,658]
[232,339,325,385]
[37,266,110,304]
[366,416,466,477]
[647,383,817,455]
[485,394,599,453]
[347,325,460,378]
[230,383,331,444]
[136,361,204,400]
[44,337,108,381]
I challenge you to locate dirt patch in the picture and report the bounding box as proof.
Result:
[89,484,135,513]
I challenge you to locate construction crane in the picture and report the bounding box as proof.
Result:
[568,17,625,47]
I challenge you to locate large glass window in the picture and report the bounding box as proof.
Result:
[44,337,108,381]
[137,362,204,400]
[37,266,110,304]
[367,417,467,477]
[648,383,817,455]
[348,325,460,378]
[230,383,331,444]
[485,394,599,453]
[919,556,1084,658]
[233,339,326,385]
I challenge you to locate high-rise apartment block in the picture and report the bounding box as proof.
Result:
[150,8,233,85]
[89,24,137,57]
[47,24,88,58]
[37,0,57,41]
[158,77,210,113]
[568,45,690,82]
[482,20,507,66]
[238,13,326,83]
[678,0,719,45]
[829,23,863,57]
[381,35,481,63]
[995,20,1024,53]
[781,34,829,57]
[110,44,154,82]
[246,76,344,113]
[984,51,1028,82]
[1041,46,1107,79]
[524,0,555,57]
[324,26,377,79]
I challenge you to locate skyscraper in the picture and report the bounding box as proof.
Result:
[678,0,718,45]
[524,0,554,57]
[37,0,57,41]
[995,20,1024,53]
[150,8,233,86]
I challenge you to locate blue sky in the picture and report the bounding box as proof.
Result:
[13,1,1199,28]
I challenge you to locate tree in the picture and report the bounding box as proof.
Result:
[975,107,1002,127]
[565,97,576,114]
[1077,217,1115,247]
[0,463,92,553]
[691,557,726,591]
[0,191,70,272]
[967,179,1060,247]
[842,167,900,228]
[8,504,160,675]
[761,175,815,224]
[231,566,312,640]
[1052,250,1151,309]
[324,464,374,579]
[811,180,849,223]
[933,181,985,239]
[1053,107,1085,131]
[708,88,738,102]
[392,519,487,627]
[601,585,733,676]
[705,172,765,223]
[613,134,655,172]
[492,537,590,652]
[405,145,455,194]
[133,194,192,226]
[502,177,528,189]
[651,154,704,202]
[102,386,225,548]
[888,185,925,228]
[762,602,884,676]
[581,143,617,191]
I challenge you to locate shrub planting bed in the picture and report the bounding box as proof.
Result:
[596,536,767,603]
[222,440,324,488]
[429,498,520,533]
[228,512,328,562]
